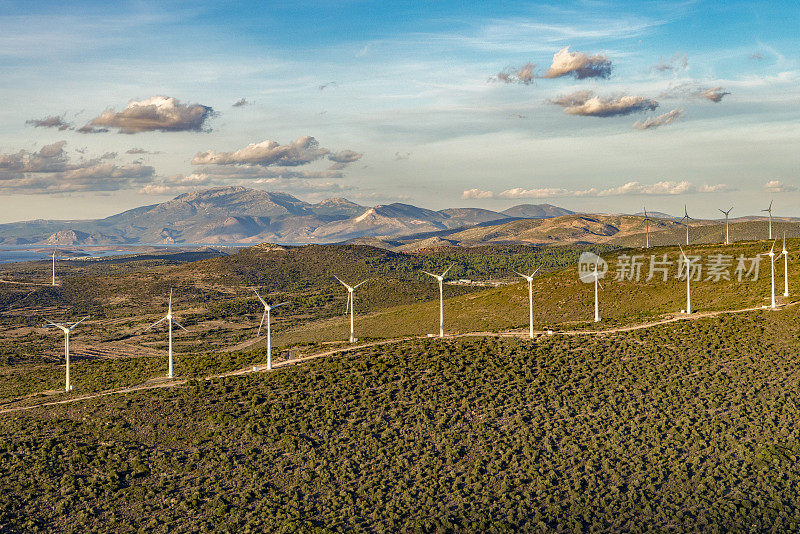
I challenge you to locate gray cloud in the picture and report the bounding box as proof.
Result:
[543,47,612,79]
[495,63,536,84]
[749,52,765,61]
[76,125,109,134]
[232,98,251,107]
[192,137,335,167]
[394,151,411,160]
[125,147,161,155]
[26,115,72,131]
[651,53,687,72]
[551,90,658,117]
[698,86,730,103]
[85,95,214,134]
[660,82,731,103]
[0,141,154,193]
[633,109,683,130]
[327,150,363,164]
[319,81,338,90]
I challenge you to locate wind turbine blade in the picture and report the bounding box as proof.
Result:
[513,271,527,279]
[333,275,350,289]
[172,320,188,332]
[441,265,454,277]
[421,271,438,278]
[678,245,687,260]
[251,287,267,306]
[532,267,540,277]
[68,316,90,331]
[353,279,369,289]
[769,199,773,210]
[257,310,266,337]
[169,289,173,308]
[271,302,290,309]
[43,318,61,328]
[771,240,776,253]
[144,316,167,332]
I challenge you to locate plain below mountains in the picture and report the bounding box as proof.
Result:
[0,186,574,246]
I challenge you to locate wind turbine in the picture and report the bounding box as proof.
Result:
[678,246,694,314]
[719,207,733,245]
[782,232,789,298]
[514,268,540,338]
[592,265,603,322]
[763,200,774,240]
[762,240,778,309]
[43,316,89,392]
[145,289,186,379]
[422,265,453,337]
[643,207,651,249]
[681,205,692,246]
[334,276,369,343]
[51,250,57,286]
[252,288,289,370]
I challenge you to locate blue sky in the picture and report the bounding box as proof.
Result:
[0,0,798,222]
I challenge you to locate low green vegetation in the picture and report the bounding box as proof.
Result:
[3,307,800,531]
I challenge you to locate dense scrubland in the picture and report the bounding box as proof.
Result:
[3,308,800,532]
[3,240,800,532]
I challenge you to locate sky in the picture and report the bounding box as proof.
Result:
[0,0,798,222]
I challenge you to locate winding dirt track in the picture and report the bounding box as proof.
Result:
[0,302,791,415]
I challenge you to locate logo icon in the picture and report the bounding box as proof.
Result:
[578,252,607,283]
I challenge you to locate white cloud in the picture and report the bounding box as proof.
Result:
[86,95,214,133]
[542,47,612,79]
[551,90,658,117]
[462,188,494,199]
[192,137,331,167]
[764,180,797,193]
[497,180,731,198]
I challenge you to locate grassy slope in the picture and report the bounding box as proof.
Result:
[3,308,800,531]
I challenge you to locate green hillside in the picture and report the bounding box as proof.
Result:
[3,308,800,531]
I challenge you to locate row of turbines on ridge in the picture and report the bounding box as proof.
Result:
[38,201,789,393]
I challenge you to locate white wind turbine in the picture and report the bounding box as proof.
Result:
[43,316,89,392]
[145,289,186,379]
[782,232,789,298]
[762,240,778,309]
[423,265,453,337]
[252,288,289,371]
[592,264,603,323]
[681,205,692,246]
[514,268,540,338]
[334,276,369,343]
[678,246,694,314]
[763,200,774,240]
[643,207,651,249]
[719,207,733,245]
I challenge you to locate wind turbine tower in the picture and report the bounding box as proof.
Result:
[782,233,789,298]
[252,288,289,370]
[514,268,540,338]
[762,240,777,309]
[423,265,453,337]
[719,207,733,245]
[763,200,774,240]
[593,265,603,322]
[643,207,651,249]
[51,250,56,286]
[335,276,368,343]
[145,289,187,378]
[679,246,693,314]
[43,316,89,392]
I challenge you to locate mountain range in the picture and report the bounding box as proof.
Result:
[0,186,574,246]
